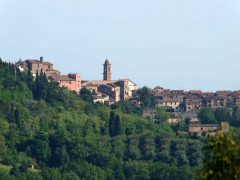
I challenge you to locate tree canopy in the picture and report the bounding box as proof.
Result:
[0,59,204,179]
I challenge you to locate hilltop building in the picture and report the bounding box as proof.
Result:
[158,97,180,110]
[16,56,61,80]
[83,59,138,104]
[188,122,229,136]
[16,57,81,93]
[115,79,137,100]
[59,74,81,93]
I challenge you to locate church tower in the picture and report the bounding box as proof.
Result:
[103,59,111,81]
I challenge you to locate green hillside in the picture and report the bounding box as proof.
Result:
[0,59,203,180]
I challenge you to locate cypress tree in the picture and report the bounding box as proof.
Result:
[114,115,121,136]
[15,109,20,126]
[109,111,116,137]
[37,70,48,100]
[34,71,39,99]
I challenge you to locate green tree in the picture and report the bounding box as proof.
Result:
[200,133,240,179]
[113,100,143,116]
[155,107,170,123]
[215,108,229,123]
[62,171,80,180]
[198,108,217,124]
[230,107,240,127]
[80,87,93,103]
[138,86,156,109]
[14,109,20,126]
[139,136,156,160]
[41,168,61,180]
[114,115,121,136]
[109,111,116,137]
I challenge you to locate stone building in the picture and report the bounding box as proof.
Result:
[85,59,137,103]
[59,74,81,93]
[189,90,203,95]
[93,94,110,104]
[153,86,164,95]
[158,97,180,110]
[188,122,229,136]
[98,84,120,102]
[184,95,202,111]
[16,57,61,80]
[84,83,99,94]
[16,57,82,93]
[115,79,138,100]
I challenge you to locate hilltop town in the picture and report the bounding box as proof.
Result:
[16,57,138,105]
[15,56,240,113]
[15,56,238,135]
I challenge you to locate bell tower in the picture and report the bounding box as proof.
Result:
[103,59,111,81]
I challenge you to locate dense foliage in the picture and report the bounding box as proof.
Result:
[198,107,240,127]
[200,133,240,179]
[0,59,204,179]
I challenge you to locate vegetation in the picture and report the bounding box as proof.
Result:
[198,108,217,124]
[198,107,240,128]
[0,59,207,179]
[155,107,170,123]
[200,133,240,179]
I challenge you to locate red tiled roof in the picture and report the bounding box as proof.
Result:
[59,75,75,81]
[26,59,53,65]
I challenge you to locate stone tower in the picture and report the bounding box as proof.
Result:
[103,59,111,81]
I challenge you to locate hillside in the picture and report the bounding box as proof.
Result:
[0,59,203,180]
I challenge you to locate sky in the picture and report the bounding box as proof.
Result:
[1,0,240,91]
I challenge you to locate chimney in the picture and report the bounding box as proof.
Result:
[40,56,43,62]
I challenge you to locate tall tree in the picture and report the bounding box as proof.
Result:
[230,107,240,127]
[109,111,116,137]
[15,109,20,126]
[114,115,121,136]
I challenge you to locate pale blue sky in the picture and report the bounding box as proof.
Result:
[1,0,240,91]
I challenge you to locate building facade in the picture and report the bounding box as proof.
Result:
[98,84,120,102]
[59,74,81,93]
[16,57,61,80]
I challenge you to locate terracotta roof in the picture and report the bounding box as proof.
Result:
[189,90,202,94]
[59,75,75,81]
[91,80,116,85]
[154,86,164,90]
[26,59,53,65]
[99,83,119,89]
[116,79,137,85]
[162,97,179,102]
[85,83,98,87]
[171,90,185,94]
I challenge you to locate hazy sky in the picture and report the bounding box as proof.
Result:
[1,0,240,91]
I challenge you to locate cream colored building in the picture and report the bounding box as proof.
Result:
[158,97,180,110]
[93,94,110,104]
